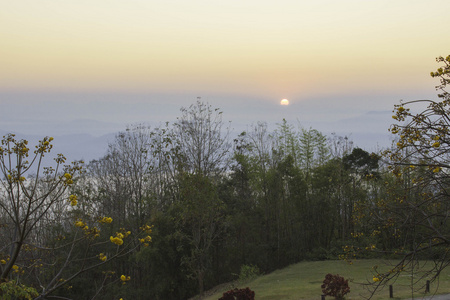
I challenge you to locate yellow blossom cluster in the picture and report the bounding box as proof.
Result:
[110,236,123,246]
[140,224,153,234]
[35,136,53,154]
[98,253,107,262]
[110,229,129,246]
[62,173,74,185]
[69,195,77,206]
[12,264,24,274]
[339,245,359,263]
[350,232,363,238]
[5,173,27,183]
[139,236,152,247]
[75,219,86,228]
[371,229,381,236]
[74,218,98,237]
[85,227,101,239]
[391,105,410,123]
[137,225,153,247]
[120,275,131,284]
[98,216,113,224]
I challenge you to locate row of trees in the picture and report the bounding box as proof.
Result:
[0,102,379,299]
[1,55,450,299]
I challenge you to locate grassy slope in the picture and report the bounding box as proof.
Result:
[201,260,450,300]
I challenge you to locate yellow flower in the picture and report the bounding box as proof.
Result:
[99,216,113,224]
[0,259,6,264]
[110,236,123,246]
[99,253,107,262]
[398,106,405,112]
[64,173,72,180]
[432,141,440,148]
[12,265,19,270]
[373,276,380,282]
[433,167,441,173]
[140,236,152,243]
[120,275,131,284]
[141,224,153,234]
[75,219,85,228]
[69,195,78,206]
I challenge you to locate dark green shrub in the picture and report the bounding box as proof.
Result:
[238,264,260,282]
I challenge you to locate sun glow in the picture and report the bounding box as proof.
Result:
[280,99,289,105]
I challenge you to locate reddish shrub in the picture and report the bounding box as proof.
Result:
[218,287,255,300]
[321,273,350,300]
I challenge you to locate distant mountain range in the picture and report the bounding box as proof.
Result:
[0,110,395,172]
[0,130,115,166]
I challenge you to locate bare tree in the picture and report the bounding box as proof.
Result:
[173,100,232,177]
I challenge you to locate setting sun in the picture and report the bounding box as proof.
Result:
[280,99,289,105]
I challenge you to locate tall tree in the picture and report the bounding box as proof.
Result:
[173,100,232,177]
[351,55,450,295]
[177,173,225,299]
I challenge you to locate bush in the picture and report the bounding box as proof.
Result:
[321,273,350,300]
[218,287,255,300]
[238,264,260,282]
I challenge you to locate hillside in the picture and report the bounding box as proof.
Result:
[200,260,450,300]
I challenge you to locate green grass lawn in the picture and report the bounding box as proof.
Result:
[200,259,450,300]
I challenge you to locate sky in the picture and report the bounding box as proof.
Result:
[1,0,450,160]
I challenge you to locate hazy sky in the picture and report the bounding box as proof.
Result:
[1,0,450,157]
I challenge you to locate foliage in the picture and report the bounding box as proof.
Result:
[177,173,225,298]
[12,76,450,299]
[0,134,152,299]
[344,55,450,296]
[0,280,38,300]
[343,147,380,177]
[218,287,255,300]
[321,273,350,300]
[238,264,260,282]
